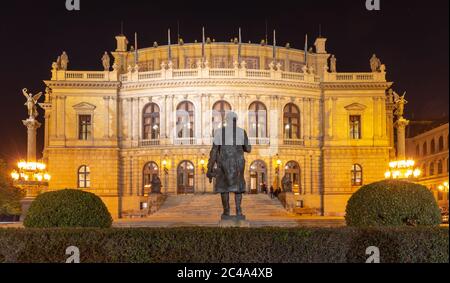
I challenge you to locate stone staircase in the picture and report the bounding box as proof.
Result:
[115,194,345,228]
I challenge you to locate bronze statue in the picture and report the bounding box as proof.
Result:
[207,112,252,218]
[151,175,162,194]
[393,91,408,117]
[281,174,293,192]
[22,88,43,119]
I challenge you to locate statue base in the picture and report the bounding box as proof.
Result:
[219,215,250,228]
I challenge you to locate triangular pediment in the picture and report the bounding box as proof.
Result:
[345,103,367,111]
[73,102,96,111]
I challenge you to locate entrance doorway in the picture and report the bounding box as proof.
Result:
[177,160,195,194]
[249,160,267,193]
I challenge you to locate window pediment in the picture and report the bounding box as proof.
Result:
[345,103,367,111]
[73,102,96,111]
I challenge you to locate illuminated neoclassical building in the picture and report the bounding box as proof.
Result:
[41,32,395,217]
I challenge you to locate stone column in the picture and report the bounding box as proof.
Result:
[395,117,409,160]
[22,118,42,162]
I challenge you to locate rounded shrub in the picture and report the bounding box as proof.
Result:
[24,189,112,228]
[346,180,441,227]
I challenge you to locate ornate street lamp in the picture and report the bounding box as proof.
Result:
[11,88,51,197]
[385,90,421,181]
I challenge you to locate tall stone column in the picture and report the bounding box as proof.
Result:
[22,118,42,162]
[395,117,409,160]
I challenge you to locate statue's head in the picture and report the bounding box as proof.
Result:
[225,111,238,125]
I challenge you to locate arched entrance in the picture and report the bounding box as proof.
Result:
[249,160,267,193]
[177,161,195,194]
[285,161,301,193]
[142,162,159,196]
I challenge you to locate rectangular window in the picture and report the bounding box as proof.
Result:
[349,115,362,139]
[78,115,92,140]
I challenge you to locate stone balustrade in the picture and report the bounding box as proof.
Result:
[50,66,386,84]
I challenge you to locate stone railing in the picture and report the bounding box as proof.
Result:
[51,65,387,84]
[249,137,271,145]
[283,139,305,146]
[323,71,386,83]
[140,139,161,147]
[51,70,120,82]
[174,137,197,145]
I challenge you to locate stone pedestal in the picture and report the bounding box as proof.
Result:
[147,193,167,214]
[395,117,409,160]
[22,118,41,162]
[278,192,297,212]
[219,215,250,228]
[19,197,36,222]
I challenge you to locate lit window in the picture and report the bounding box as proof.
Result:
[78,115,92,140]
[284,103,300,139]
[248,102,267,138]
[351,164,363,186]
[349,115,361,139]
[212,100,232,136]
[78,165,90,188]
[143,103,160,140]
[176,101,195,138]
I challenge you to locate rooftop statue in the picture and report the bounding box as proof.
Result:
[329,54,337,73]
[101,52,110,71]
[207,112,252,218]
[370,54,381,72]
[60,51,69,71]
[22,88,43,119]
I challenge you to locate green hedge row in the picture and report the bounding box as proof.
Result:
[0,227,448,263]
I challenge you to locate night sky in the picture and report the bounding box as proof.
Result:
[0,0,448,164]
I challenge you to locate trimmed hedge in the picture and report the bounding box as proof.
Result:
[23,189,112,228]
[0,227,447,263]
[346,180,441,227]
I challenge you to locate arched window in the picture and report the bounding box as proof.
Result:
[429,162,435,176]
[438,136,444,152]
[423,142,428,156]
[143,162,159,195]
[415,145,420,157]
[431,139,436,154]
[212,100,232,136]
[285,161,301,193]
[437,160,443,175]
[283,103,300,139]
[248,102,267,138]
[351,164,363,186]
[78,165,90,188]
[422,163,427,177]
[176,101,195,139]
[143,103,160,140]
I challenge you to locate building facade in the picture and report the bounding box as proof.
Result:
[406,122,449,208]
[41,34,394,218]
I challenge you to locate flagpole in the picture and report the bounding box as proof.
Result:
[304,34,308,63]
[202,26,205,62]
[168,29,172,62]
[134,32,138,66]
[238,27,242,64]
[273,30,276,62]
